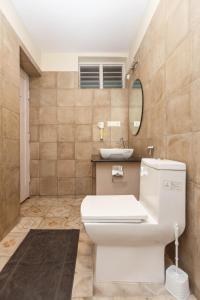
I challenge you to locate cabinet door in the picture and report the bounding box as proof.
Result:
[96,162,140,198]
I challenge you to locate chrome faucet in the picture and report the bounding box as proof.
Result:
[120,137,126,148]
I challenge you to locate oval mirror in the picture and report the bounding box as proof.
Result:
[129,79,143,136]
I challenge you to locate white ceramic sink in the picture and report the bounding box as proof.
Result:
[100,148,134,160]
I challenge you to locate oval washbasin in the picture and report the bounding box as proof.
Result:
[100,148,134,160]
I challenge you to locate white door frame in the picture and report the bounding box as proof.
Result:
[20,69,30,203]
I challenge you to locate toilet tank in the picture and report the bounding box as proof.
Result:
[139,159,186,227]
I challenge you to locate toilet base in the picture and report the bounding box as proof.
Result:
[95,245,165,283]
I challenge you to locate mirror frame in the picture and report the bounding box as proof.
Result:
[129,78,144,136]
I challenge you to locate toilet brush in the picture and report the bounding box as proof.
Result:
[165,223,190,300]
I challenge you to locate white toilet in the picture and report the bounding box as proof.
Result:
[81,158,186,283]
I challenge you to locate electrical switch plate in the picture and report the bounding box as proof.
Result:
[107,121,121,127]
[133,121,140,127]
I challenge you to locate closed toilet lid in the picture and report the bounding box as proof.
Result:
[81,195,148,223]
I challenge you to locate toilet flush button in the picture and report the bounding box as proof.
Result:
[163,180,171,190]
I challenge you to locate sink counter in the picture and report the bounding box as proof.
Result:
[91,155,141,163]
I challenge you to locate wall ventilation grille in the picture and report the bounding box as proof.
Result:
[79,65,100,89]
[79,64,123,89]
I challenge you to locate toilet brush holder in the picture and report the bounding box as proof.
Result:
[165,224,190,300]
[165,265,190,300]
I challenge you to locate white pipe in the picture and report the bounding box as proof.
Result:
[174,223,179,274]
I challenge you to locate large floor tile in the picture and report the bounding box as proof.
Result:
[38,217,69,229]
[11,217,43,233]
[46,206,72,217]
[0,232,27,256]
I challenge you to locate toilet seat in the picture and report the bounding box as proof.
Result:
[81,195,148,223]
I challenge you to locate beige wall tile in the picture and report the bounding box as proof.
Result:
[39,160,57,177]
[111,107,128,123]
[2,166,20,228]
[75,125,92,142]
[75,89,93,106]
[166,0,182,19]
[193,132,200,185]
[58,142,74,159]
[40,143,57,160]
[2,108,19,139]
[30,142,39,160]
[58,178,75,195]
[150,34,166,77]
[2,139,19,168]
[75,177,92,195]
[166,87,191,134]
[29,88,40,108]
[30,160,39,178]
[191,24,200,81]
[57,89,74,107]
[148,98,166,137]
[191,78,200,131]
[30,77,41,89]
[111,89,128,107]
[111,124,128,142]
[3,165,19,200]
[1,79,20,113]
[75,142,92,160]
[58,125,75,142]
[57,107,74,124]
[183,181,195,237]
[30,107,39,125]
[166,134,194,180]
[39,125,57,142]
[94,89,110,106]
[39,107,57,124]
[30,178,39,196]
[166,36,191,96]
[40,89,56,107]
[190,0,200,31]
[166,0,189,57]
[150,66,165,106]
[0,106,2,136]
[30,126,39,142]
[75,107,92,124]
[57,72,77,89]
[57,160,75,177]
[40,72,57,88]
[93,106,110,123]
[75,160,92,177]
[40,177,57,195]
[186,182,200,238]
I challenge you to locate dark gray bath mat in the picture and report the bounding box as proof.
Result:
[0,229,79,300]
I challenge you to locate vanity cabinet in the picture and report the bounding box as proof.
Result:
[92,156,141,198]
